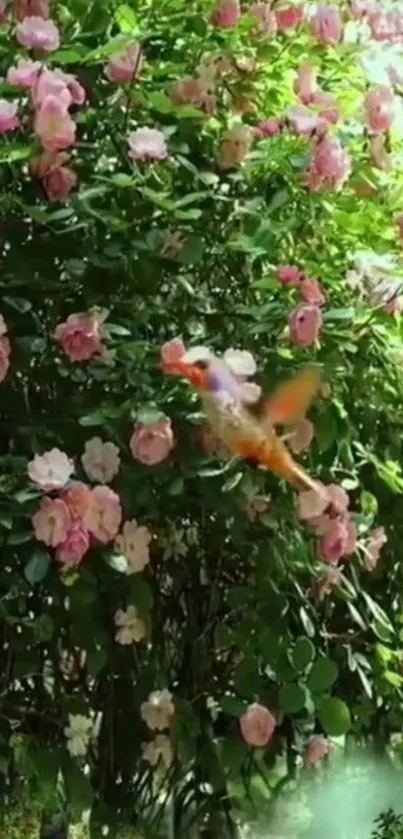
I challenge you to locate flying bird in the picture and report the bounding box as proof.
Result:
[165,347,323,494]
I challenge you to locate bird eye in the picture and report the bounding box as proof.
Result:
[194,360,208,370]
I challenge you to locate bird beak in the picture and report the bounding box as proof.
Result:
[165,359,207,388]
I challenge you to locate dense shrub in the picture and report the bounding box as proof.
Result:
[0,0,403,835]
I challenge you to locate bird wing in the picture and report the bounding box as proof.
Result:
[257,365,322,428]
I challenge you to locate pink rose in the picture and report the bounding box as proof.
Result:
[288,418,314,453]
[16,16,60,51]
[105,43,143,84]
[84,485,122,544]
[369,135,392,171]
[33,69,72,109]
[128,128,168,161]
[130,417,175,465]
[43,165,77,201]
[276,5,304,29]
[15,0,50,19]
[300,277,326,306]
[297,487,329,521]
[326,483,349,515]
[310,6,343,44]
[289,304,322,347]
[294,64,318,104]
[345,519,358,556]
[54,312,103,362]
[287,104,327,136]
[211,0,240,28]
[240,703,276,747]
[277,264,301,285]
[250,4,278,36]
[34,96,76,152]
[255,118,281,137]
[61,481,93,521]
[55,523,90,566]
[318,518,349,564]
[363,527,387,570]
[0,100,19,133]
[160,338,186,373]
[28,447,74,491]
[304,735,329,767]
[311,90,339,124]
[243,494,271,521]
[32,497,71,547]
[7,58,41,89]
[0,335,10,383]
[364,85,396,133]
[307,135,351,192]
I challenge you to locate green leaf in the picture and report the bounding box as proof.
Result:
[34,614,54,643]
[114,4,139,32]
[222,471,243,493]
[24,551,51,585]
[86,647,108,677]
[220,696,247,717]
[307,658,339,694]
[278,683,306,714]
[104,553,128,573]
[136,405,165,424]
[317,696,351,736]
[292,638,316,672]
[177,236,204,265]
[323,307,356,322]
[3,295,32,313]
[128,576,153,615]
[78,411,106,427]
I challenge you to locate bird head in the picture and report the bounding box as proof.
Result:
[166,347,240,396]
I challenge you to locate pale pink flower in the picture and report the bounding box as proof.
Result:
[289,304,322,347]
[81,437,120,484]
[43,165,77,201]
[128,128,168,161]
[287,104,326,136]
[211,0,240,28]
[288,418,314,453]
[276,5,304,29]
[277,264,301,285]
[105,43,143,84]
[32,497,71,547]
[142,734,172,768]
[130,417,175,465]
[297,487,328,521]
[363,527,387,570]
[28,448,74,491]
[345,519,358,555]
[311,90,339,124]
[304,735,329,767]
[243,494,271,521]
[61,481,93,521]
[364,85,396,133]
[316,565,342,599]
[115,605,146,644]
[0,336,10,383]
[55,523,90,566]
[326,484,349,515]
[250,4,278,36]
[240,703,276,747]
[54,312,103,362]
[15,0,49,19]
[0,100,19,133]
[7,58,41,89]
[160,337,186,373]
[33,69,72,109]
[318,518,349,564]
[238,381,262,404]
[310,6,343,44]
[224,348,257,377]
[52,69,85,106]
[115,520,152,573]
[170,77,210,109]
[16,16,60,51]
[307,135,351,192]
[34,96,76,152]
[294,64,318,104]
[256,118,281,136]
[30,150,69,179]
[217,124,252,169]
[84,485,122,544]
[300,277,326,305]
[141,689,175,731]
[309,513,332,535]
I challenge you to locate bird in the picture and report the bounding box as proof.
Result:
[165,346,323,494]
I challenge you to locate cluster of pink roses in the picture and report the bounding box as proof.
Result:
[211,0,304,33]
[6,9,85,201]
[239,703,329,767]
[276,265,325,349]
[0,314,11,384]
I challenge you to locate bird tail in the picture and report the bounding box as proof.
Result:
[259,435,323,495]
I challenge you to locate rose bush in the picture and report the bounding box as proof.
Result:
[0,0,403,836]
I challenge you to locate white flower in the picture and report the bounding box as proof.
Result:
[115,520,151,573]
[128,128,168,161]
[141,734,173,768]
[64,714,93,757]
[28,448,74,491]
[81,437,120,483]
[140,689,174,731]
[0,314,7,337]
[223,348,256,378]
[114,605,146,644]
